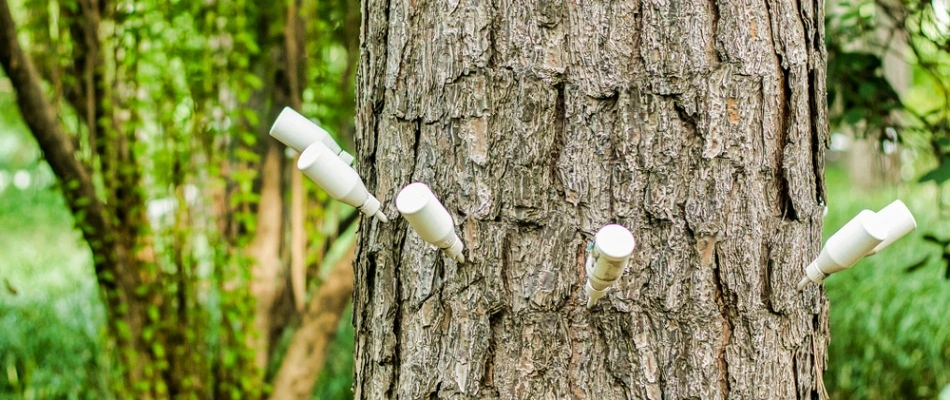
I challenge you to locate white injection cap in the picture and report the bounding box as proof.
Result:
[867,200,916,256]
[594,225,636,262]
[585,224,635,308]
[798,209,888,290]
[271,107,355,165]
[396,182,464,262]
[298,142,387,222]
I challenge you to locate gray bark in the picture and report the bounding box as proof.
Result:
[354,1,830,399]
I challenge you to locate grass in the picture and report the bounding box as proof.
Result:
[823,166,950,399]
[0,187,109,399]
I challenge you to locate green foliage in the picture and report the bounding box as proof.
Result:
[312,309,355,400]
[827,0,950,182]
[826,49,902,129]
[919,158,950,184]
[6,0,361,395]
[0,189,110,399]
[302,0,361,144]
[824,167,950,399]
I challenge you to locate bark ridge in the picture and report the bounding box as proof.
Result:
[355,1,829,399]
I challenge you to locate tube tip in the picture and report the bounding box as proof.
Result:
[584,281,607,309]
[374,211,389,223]
[444,239,465,263]
[796,277,811,291]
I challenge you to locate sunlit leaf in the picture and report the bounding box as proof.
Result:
[904,256,931,273]
[919,160,950,185]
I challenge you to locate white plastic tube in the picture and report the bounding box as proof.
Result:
[270,107,355,165]
[297,142,387,222]
[396,183,464,262]
[797,210,888,291]
[866,200,916,256]
[585,225,636,308]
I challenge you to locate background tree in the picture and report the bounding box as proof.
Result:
[0,0,361,397]
[354,0,830,398]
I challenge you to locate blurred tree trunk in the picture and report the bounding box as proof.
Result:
[270,243,356,400]
[354,1,830,399]
[1,1,171,396]
[1,0,358,398]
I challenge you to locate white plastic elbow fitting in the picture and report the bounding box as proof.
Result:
[585,225,636,308]
[270,107,355,165]
[396,183,465,262]
[797,210,888,291]
[866,200,917,256]
[297,142,387,223]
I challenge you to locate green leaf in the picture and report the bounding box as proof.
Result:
[152,343,166,358]
[242,108,260,126]
[922,233,950,246]
[919,160,950,184]
[858,82,878,98]
[75,196,91,207]
[148,305,160,322]
[843,107,866,124]
[904,256,931,273]
[243,74,263,90]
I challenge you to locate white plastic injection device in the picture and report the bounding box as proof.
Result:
[395,182,465,262]
[585,224,636,308]
[866,199,917,256]
[270,107,355,165]
[797,210,889,291]
[297,142,387,223]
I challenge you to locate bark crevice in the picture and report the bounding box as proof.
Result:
[356,0,829,398]
[711,248,734,398]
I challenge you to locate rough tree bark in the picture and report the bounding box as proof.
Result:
[354,1,830,399]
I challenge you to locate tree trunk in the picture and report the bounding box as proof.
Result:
[270,243,357,400]
[0,1,166,396]
[354,1,830,399]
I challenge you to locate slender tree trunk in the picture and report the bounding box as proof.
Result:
[270,243,357,400]
[354,1,830,399]
[0,1,166,396]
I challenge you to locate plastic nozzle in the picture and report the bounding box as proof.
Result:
[866,200,916,256]
[396,183,465,262]
[297,142,387,222]
[271,107,355,165]
[585,225,636,308]
[585,281,608,308]
[798,210,888,291]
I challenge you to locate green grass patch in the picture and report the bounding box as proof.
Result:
[824,166,950,399]
[0,188,109,399]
